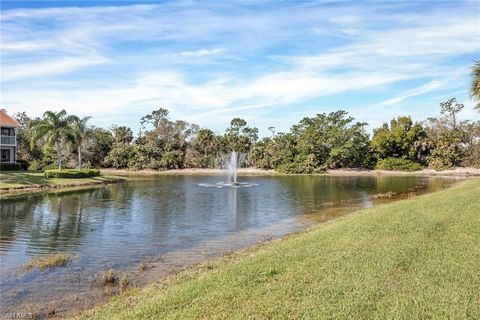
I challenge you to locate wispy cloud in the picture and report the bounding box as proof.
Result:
[175,48,224,58]
[2,55,109,81]
[380,80,448,106]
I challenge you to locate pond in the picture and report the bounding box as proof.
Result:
[0,175,459,315]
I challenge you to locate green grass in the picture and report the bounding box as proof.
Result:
[0,171,125,192]
[77,179,480,320]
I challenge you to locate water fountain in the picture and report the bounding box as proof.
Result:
[225,151,245,185]
[198,151,258,188]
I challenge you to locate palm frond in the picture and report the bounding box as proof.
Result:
[471,60,480,110]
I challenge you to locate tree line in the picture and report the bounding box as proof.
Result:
[11,62,480,173]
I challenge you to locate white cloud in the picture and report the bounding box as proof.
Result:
[175,48,224,58]
[1,55,109,81]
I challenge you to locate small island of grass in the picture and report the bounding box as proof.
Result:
[0,170,125,196]
[23,253,71,271]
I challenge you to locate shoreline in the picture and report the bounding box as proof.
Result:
[0,167,478,197]
[102,167,480,177]
[0,174,126,198]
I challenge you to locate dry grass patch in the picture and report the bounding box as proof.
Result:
[371,191,397,198]
[99,269,119,286]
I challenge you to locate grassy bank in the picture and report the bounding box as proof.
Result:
[77,179,480,319]
[0,171,126,196]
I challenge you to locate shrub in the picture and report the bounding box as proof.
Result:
[276,154,326,174]
[16,159,30,170]
[104,145,135,168]
[28,159,59,171]
[427,149,457,171]
[376,157,423,171]
[44,169,101,179]
[0,163,23,171]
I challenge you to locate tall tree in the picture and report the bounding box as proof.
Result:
[86,128,114,167]
[268,126,276,138]
[424,98,469,170]
[471,60,480,110]
[14,112,41,162]
[440,98,464,131]
[140,107,169,130]
[112,126,133,145]
[30,110,70,170]
[291,110,371,170]
[68,116,92,169]
[196,128,216,157]
[371,116,427,162]
[224,118,258,153]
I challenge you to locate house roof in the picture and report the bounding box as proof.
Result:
[0,109,21,128]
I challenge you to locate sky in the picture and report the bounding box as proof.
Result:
[1,0,479,136]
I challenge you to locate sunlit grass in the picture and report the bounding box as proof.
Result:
[77,179,480,320]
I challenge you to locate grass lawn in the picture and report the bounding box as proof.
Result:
[0,171,125,191]
[77,179,480,320]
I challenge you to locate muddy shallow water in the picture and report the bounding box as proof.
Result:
[0,175,460,316]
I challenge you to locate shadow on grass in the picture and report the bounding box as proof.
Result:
[0,171,50,187]
[0,171,125,189]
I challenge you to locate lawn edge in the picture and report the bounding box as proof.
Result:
[73,178,478,319]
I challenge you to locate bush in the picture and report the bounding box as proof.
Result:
[44,169,101,179]
[0,163,23,171]
[427,149,457,171]
[376,157,423,171]
[28,160,41,171]
[276,154,326,174]
[104,145,135,168]
[461,143,480,168]
[16,159,30,170]
[27,158,59,171]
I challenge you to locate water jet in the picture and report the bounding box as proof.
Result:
[198,151,258,188]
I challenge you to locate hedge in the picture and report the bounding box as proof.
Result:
[0,163,24,171]
[44,169,101,179]
[375,157,423,172]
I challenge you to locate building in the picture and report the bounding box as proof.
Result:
[0,109,21,163]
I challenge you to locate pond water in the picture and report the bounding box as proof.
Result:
[0,175,459,315]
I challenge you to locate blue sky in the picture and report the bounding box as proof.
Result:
[1,0,479,136]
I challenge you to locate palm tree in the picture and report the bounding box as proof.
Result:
[30,110,70,170]
[68,115,92,169]
[112,126,133,145]
[196,128,215,157]
[471,60,480,110]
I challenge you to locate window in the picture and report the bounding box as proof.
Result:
[1,149,11,162]
[1,128,13,136]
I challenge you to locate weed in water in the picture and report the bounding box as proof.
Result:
[22,253,71,271]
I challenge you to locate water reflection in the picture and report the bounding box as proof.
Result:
[0,175,458,314]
